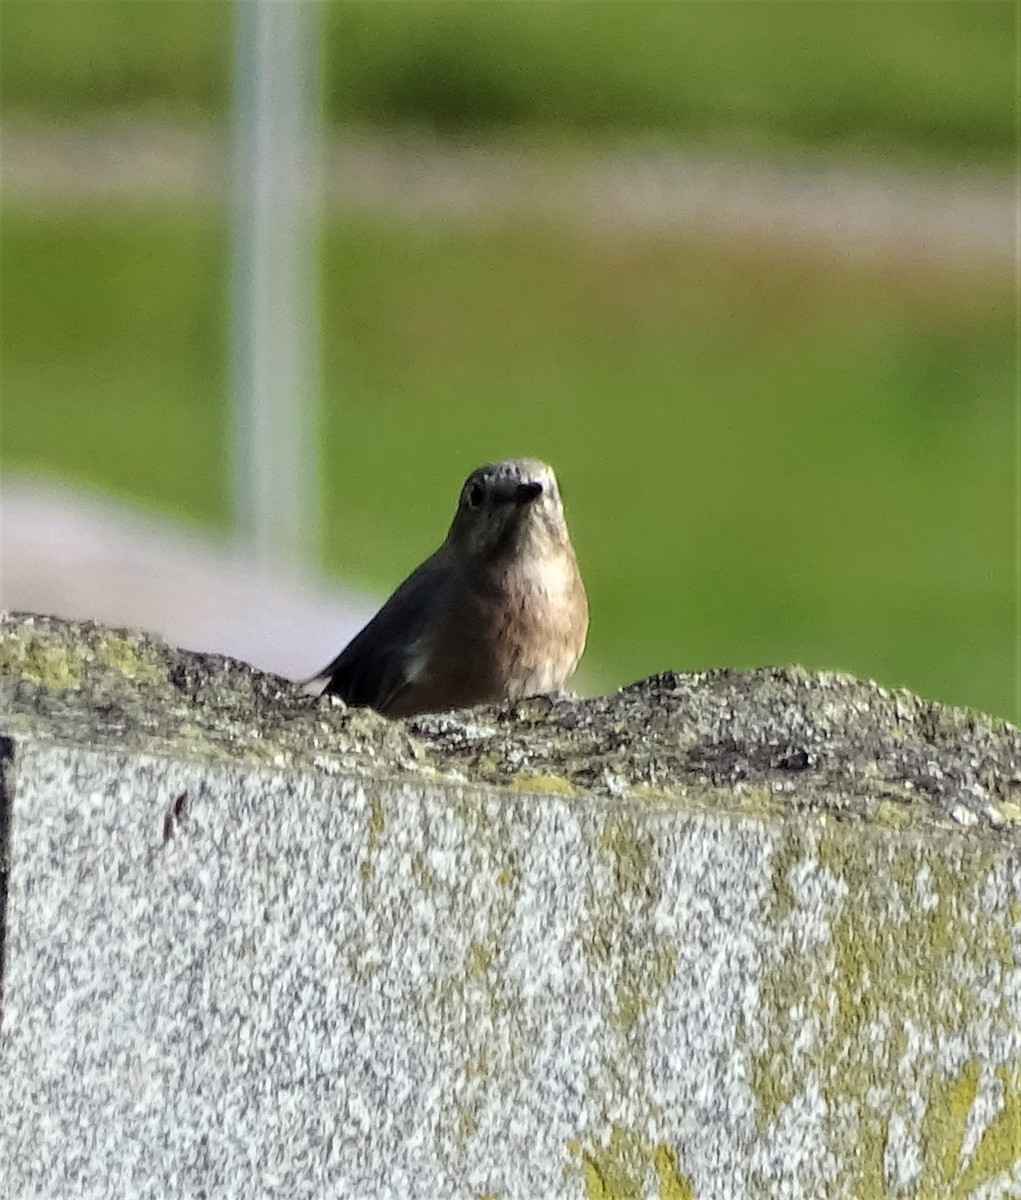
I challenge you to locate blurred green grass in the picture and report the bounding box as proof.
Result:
[2,204,1016,721]
[1,0,1015,164]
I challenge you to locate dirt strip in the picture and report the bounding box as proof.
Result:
[2,120,1015,268]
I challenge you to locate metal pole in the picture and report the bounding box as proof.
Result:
[231,0,320,574]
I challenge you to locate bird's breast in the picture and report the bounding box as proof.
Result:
[410,548,587,712]
[511,552,578,598]
[487,550,588,695]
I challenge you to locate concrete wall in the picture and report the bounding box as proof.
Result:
[2,612,1019,1198]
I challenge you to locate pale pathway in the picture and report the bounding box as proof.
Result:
[2,120,1014,269]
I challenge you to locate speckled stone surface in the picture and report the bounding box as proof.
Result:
[1,612,1020,1199]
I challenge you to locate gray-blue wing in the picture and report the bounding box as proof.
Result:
[317,550,450,714]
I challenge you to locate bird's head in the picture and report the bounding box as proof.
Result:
[446,458,572,564]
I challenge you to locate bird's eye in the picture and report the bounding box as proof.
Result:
[467,483,484,509]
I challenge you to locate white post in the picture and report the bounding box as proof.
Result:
[231,0,320,574]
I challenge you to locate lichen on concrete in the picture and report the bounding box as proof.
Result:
[745,819,1021,1198]
[2,610,1020,1198]
[585,813,678,1033]
[0,610,424,778]
[411,667,1021,833]
[568,1125,695,1200]
[3,612,1018,837]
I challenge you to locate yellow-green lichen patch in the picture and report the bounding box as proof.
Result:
[917,1058,980,1196]
[950,1061,1021,1199]
[653,1142,696,1200]
[989,921,1016,972]
[598,814,655,893]
[745,828,818,1131]
[457,1108,479,1147]
[747,822,1019,1197]
[0,627,83,690]
[823,833,1015,1196]
[717,784,787,819]
[466,935,499,975]
[875,798,915,829]
[227,735,288,768]
[359,790,386,884]
[507,771,580,796]
[96,632,167,684]
[568,1127,694,1200]
[893,1058,1021,1200]
[763,826,813,926]
[573,815,684,1195]
[583,814,677,1032]
[579,1126,645,1200]
[618,784,676,808]
[608,939,678,1033]
[171,721,226,761]
[0,625,169,692]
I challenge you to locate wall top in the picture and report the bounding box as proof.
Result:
[1,609,1018,836]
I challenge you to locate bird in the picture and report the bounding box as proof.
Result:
[315,458,588,718]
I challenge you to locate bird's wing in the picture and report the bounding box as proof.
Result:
[316,550,450,715]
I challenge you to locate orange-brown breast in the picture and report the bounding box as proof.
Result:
[383,547,587,718]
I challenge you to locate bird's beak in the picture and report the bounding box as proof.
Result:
[514,480,544,505]
[490,479,544,506]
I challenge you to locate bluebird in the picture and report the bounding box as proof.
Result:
[316,458,588,718]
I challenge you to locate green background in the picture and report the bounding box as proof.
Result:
[2,1,1017,720]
